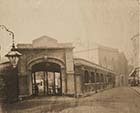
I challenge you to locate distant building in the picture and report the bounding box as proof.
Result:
[131,34,139,68]
[97,46,128,86]
[96,45,119,72]
[129,34,140,85]
[74,45,128,86]
[119,52,128,86]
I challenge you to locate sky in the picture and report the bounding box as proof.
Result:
[0,0,139,62]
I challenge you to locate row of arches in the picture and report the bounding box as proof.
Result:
[80,69,116,93]
[83,70,114,84]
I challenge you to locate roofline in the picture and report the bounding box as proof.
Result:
[74,58,118,75]
[97,45,119,53]
[17,47,74,50]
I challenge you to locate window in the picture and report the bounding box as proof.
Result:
[84,71,89,83]
[91,72,95,83]
[100,74,104,82]
[96,73,99,82]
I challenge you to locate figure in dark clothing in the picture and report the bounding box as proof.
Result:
[35,84,39,96]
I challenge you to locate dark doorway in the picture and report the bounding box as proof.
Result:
[31,62,62,96]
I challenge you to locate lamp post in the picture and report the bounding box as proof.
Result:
[0,25,22,68]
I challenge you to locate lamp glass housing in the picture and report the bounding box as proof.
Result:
[5,50,22,68]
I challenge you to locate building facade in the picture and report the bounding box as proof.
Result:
[75,45,128,86]
[118,53,128,86]
[129,34,140,85]
[16,36,75,98]
[131,34,139,68]
[97,45,120,72]
[0,36,119,102]
[98,46,128,86]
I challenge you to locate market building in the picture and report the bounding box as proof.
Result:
[0,36,118,102]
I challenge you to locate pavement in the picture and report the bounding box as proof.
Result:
[131,86,140,94]
[1,87,140,113]
[0,96,76,113]
[58,87,140,113]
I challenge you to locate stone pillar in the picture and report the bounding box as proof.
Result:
[53,72,56,95]
[61,68,66,95]
[94,71,97,93]
[79,66,85,94]
[18,55,29,98]
[18,74,28,98]
[65,48,75,95]
[66,72,75,95]
[27,70,32,96]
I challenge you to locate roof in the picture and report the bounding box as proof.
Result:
[32,35,57,43]
[98,45,119,53]
[17,35,74,49]
[74,58,117,75]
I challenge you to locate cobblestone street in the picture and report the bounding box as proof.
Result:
[58,87,140,113]
[1,87,140,113]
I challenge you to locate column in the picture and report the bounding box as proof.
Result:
[94,71,97,93]
[53,72,56,95]
[27,70,32,96]
[67,73,75,95]
[43,71,46,95]
[46,71,48,95]
[61,68,66,95]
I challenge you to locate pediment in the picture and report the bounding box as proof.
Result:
[32,35,58,47]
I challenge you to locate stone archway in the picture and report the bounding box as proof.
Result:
[27,57,66,96]
[17,36,75,98]
[27,56,65,71]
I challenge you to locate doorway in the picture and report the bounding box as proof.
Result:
[31,62,62,96]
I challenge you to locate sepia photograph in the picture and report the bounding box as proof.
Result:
[0,0,139,113]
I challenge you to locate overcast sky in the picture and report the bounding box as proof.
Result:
[0,0,139,62]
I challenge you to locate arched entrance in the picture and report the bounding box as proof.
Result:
[17,36,75,98]
[31,62,62,96]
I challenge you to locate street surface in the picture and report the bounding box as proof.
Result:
[58,87,140,113]
[1,87,140,113]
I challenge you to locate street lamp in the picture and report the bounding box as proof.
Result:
[0,25,22,68]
